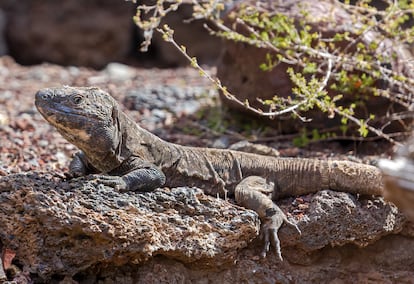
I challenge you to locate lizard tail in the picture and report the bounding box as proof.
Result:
[270,158,383,198]
[327,160,383,196]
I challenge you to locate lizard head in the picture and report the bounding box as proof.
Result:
[35,86,123,159]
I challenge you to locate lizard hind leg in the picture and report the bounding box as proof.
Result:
[235,176,300,260]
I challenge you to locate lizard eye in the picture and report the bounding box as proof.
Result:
[72,95,83,105]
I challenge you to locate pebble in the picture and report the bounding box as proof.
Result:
[152,109,167,119]
[0,90,12,103]
[56,152,70,167]
[212,136,230,149]
[104,62,136,81]
[38,140,49,148]
[0,112,8,126]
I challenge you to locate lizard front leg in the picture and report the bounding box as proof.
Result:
[68,151,98,177]
[69,153,166,192]
[235,176,301,260]
[94,165,166,192]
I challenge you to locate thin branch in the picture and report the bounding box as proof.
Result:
[158,25,320,118]
[134,0,413,144]
[333,108,401,145]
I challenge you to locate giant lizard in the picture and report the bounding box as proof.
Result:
[35,86,383,260]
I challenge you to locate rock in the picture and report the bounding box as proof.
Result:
[0,172,259,280]
[217,0,414,133]
[79,236,414,283]
[2,0,135,68]
[0,1,223,67]
[0,172,407,282]
[379,134,414,221]
[0,262,5,282]
[284,190,404,254]
[0,111,8,126]
[0,9,7,55]
[212,136,231,149]
[104,62,136,82]
[150,4,223,66]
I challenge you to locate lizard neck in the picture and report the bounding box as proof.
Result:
[119,112,177,165]
[78,111,127,173]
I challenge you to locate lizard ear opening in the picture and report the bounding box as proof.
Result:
[111,105,119,124]
[111,105,121,140]
[111,105,122,134]
[111,105,123,159]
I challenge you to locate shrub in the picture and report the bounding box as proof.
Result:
[131,0,414,144]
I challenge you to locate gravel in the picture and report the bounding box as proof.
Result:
[0,56,216,175]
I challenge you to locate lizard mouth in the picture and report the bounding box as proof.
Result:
[37,102,101,125]
[37,104,99,145]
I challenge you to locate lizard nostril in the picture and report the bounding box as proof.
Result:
[36,89,52,101]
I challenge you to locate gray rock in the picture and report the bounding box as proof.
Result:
[290,190,404,252]
[150,4,223,66]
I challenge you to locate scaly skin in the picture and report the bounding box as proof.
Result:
[35,86,384,259]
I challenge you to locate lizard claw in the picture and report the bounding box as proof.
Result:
[65,170,83,179]
[88,174,128,191]
[259,206,301,261]
[260,218,283,261]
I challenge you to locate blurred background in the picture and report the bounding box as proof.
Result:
[0,0,223,68]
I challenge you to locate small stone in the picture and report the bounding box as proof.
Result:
[55,152,69,167]
[104,63,136,81]
[151,109,167,120]
[212,136,230,149]
[14,114,35,131]
[0,112,8,126]
[38,140,49,148]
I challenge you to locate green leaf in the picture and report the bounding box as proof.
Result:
[303,62,317,74]
[358,120,369,137]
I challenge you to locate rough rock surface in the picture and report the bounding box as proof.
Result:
[0,173,259,280]
[0,172,407,283]
[217,0,414,133]
[280,190,404,256]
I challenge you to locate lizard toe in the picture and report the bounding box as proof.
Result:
[260,226,283,261]
[260,227,271,258]
[260,220,284,260]
[269,228,283,261]
[88,175,127,191]
[66,170,83,179]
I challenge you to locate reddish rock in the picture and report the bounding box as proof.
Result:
[217,0,414,134]
[151,4,223,67]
